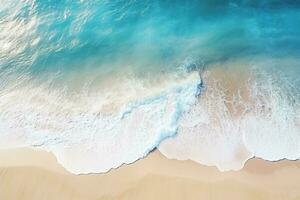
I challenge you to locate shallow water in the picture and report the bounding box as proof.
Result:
[0,0,299,174]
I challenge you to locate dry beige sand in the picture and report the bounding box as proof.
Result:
[0,148,300,200]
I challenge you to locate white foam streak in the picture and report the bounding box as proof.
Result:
[159,65,300,171]
[0,73,200,174]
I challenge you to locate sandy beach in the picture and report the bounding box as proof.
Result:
[1,148,300,200]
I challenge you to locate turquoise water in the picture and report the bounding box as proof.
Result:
[2,1,300,76]
[0,0,300,174]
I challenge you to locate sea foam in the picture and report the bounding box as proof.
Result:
[1,59,300,174]
[159,60,300,171]
[0,73,200,174]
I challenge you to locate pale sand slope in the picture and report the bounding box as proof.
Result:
[0,149,300,200]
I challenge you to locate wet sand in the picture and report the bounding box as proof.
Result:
[0,148,300,200]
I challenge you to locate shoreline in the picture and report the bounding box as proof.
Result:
[2,147,299,175]
[1,148,300,200]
